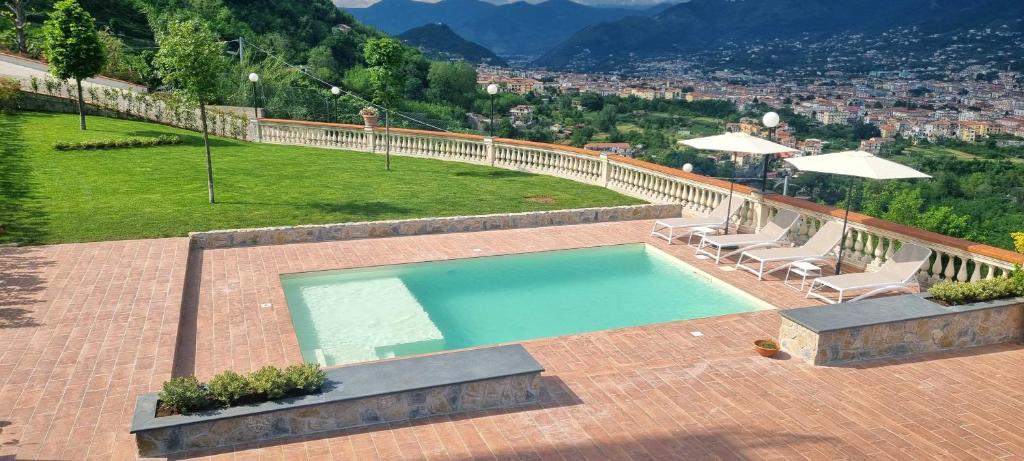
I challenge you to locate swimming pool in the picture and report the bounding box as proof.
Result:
[281,244,767,366]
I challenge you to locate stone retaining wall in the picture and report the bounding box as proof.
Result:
[189,203,681,249]
[781,297,1024,365]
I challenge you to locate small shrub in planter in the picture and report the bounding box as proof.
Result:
[248,366,289,399]
[159,376,210,414]
[284,363,327,393]
[753,339,779,357]
[208,371,254,406]
[928,275,1023,306]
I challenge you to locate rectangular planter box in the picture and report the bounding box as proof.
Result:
[780,294,1024,365]
[131,345,544,456]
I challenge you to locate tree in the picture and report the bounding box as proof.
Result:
[154,18,227,204]
[42,0,105,130]
[425,61,476,111]
[362,37,404,108]
[2,0,27,53]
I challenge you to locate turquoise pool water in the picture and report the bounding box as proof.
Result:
[281,244,765,366]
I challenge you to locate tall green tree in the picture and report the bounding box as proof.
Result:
[362,36,404,108]
[42,0,105,130]
[425,61,476,111]
[154,18,227,204]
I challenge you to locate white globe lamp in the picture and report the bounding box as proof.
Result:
[330,86,341,96]
[762,111,780,128]
[248,72,259,83]
[682,163,694,173]
[486,83,499,95]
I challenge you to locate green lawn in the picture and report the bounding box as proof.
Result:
[0,112,642,244]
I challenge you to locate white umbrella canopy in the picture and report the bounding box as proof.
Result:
[783,150,931,275]
[784,150,931,180]
[680,132,798,154]
[680,132,798,234]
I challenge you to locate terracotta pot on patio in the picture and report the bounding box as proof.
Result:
[753,339,779,358]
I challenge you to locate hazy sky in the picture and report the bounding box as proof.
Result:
[336,0,671,8]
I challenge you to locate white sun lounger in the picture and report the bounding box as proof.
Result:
[695,209,801,263]
[805,243,932,304]
[734,220,845,280]
[650,198,745,245]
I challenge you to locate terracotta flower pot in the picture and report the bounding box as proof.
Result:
[362,114,378,127]
[754,339,779,358]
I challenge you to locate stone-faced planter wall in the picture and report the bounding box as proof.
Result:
[131,345,543,457]
[189,204,682,249]
[780,294,1024,365]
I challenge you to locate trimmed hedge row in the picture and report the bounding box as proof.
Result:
[928,269,1024,305]
[159,363,327,415]
[54,135,182,151]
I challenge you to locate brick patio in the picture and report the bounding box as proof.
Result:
[3,221,1024,460]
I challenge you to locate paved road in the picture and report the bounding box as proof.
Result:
[0,52,147,93]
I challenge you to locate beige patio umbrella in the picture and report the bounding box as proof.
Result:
[680,132,798,234]
[784,150,931,274]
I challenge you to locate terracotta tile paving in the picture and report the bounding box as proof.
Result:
[0,238,189,460]
[3,220,1024,460]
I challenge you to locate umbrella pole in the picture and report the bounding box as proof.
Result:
[834,180,855,275]
[725,153,736,235]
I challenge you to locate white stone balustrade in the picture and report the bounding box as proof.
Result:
[254,118,1024,284]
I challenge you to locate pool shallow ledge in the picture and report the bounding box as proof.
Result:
[131,344,544,456]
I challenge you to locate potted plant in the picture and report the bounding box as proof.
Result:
[360,106,379,127]
[754,339,780,357]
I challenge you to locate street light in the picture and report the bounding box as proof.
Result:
[682,163,694,173]
[330,87,341,123]
[760,111,780,192]
[486,83,498,138]
[248,73,260,120]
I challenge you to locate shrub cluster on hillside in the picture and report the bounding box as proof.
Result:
[53,134,182,150]
[158,363,326,414]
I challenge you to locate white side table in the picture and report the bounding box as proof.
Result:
[785,261,821,291]
[687,226,720,246]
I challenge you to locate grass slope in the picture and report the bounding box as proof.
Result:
[0,112,641,244]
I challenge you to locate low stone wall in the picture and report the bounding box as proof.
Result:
[132,345,543,456]
[14,92,147,120]
[189,203,681,249]
[780,295,1024,365]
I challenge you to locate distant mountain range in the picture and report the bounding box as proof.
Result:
[398,23,509,66]
[345,0,668,57]
[535,0,1024,71]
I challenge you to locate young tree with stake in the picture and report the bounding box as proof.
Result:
[363,37,405,170]
[153,18,227,204]
[42,0,104,130]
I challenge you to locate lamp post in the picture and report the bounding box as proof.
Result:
[330,86,340,122]
[486,83,498,137]
[248,73,260,120]
[760,111,780,192]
